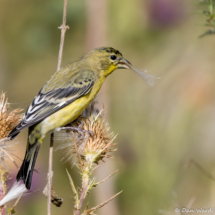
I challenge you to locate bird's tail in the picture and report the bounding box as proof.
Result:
[17,130,42,190]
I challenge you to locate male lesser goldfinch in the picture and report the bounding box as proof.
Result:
[8,47,156,190]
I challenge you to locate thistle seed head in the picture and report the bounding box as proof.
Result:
[56,102,117,165]
[0,93,22,139]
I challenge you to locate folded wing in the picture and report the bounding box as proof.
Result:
[8,69,95,139]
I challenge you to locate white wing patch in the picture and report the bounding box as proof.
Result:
[55,101,66,108]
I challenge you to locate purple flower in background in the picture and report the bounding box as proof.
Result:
[148,0,186,29]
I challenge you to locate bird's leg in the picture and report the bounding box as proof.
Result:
[56,126,94,139]
[78,121,84,128]
[78,121,94,139]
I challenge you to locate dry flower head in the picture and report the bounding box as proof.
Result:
[0,93,22,139]
[64,103,121,215]
[56,102,117,165]
[0,93,25,209]
[0,92,22,170]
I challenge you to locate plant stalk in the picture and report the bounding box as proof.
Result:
[47,0,69,214]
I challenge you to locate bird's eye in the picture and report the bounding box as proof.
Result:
[110,55,117,60]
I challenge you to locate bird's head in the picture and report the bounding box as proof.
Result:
[84,47,131,77]
[83,47,158,86]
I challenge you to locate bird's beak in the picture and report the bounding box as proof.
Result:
[117,58,132,69]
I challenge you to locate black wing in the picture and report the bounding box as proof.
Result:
[8,69,95,139]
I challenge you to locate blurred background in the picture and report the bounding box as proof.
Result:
[1,0,215,214]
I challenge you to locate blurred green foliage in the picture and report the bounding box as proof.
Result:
[1,0,215,215]
[194,0,215,37]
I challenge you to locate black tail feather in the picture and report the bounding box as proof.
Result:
[7,127,20,140]
[16,143,41,190]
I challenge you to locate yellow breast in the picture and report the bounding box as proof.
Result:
[41,77,104,135]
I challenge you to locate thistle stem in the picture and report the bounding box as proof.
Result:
[47,133,54,215]
[74,158,91,215]
[0,180,5,215]
[0,155,5,215]
[57,0,69,72]
[47,0,69,213]
[75,175,89,215]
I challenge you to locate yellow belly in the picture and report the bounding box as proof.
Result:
[42,96,89,133]
[40,79,104,135]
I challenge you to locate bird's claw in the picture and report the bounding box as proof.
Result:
[86,130,94,140]
[57,126,94,139]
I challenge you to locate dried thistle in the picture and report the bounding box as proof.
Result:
[0,92,22,170]
[77,107,117,165]
[57,102,121,215]
[56,102,117,165]
[0,92,24,214]
[0,93,22,140]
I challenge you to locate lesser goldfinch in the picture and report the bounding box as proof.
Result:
[8,47,156,190]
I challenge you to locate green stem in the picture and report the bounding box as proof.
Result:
[74,157,92,215]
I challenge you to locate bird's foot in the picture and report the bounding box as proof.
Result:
[56,126,94,139]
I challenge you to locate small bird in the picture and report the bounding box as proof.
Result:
[8,47,157,190]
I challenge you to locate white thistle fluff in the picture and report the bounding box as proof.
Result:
[127,64,160,86]
[0,181,27,206]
